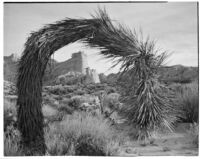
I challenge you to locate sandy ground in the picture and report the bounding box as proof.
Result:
[119,123,199,156]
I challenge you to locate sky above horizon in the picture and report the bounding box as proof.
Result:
[4,2,198,75]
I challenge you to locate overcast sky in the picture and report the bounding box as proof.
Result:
[4,2,198,75]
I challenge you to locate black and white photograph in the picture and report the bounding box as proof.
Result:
[3,1,199,157]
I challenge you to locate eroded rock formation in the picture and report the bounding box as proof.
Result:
[54,51,100,84]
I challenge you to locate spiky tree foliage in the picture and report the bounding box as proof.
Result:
[118,37,177,140]
[87,9,177,139]
[17,8,176,155]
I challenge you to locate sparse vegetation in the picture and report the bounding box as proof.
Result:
[4,99,17,131]
[174,82,198,123]
[4,125,23,156]
[4,77,199,156]
[45,112,125,156]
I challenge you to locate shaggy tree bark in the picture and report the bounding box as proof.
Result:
[17,55,48,155]
[17,19,97,155]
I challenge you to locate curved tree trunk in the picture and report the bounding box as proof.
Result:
[17,56,48,155]
[17,19,97,155]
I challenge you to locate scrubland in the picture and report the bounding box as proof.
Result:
[4,80,199,156]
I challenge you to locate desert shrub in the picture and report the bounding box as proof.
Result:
[75,134,106,156]
[48,85,67,95]
[84,83,117,95]
[82,94,99,104]
[76,89,87,95]
[86,83,96,90]
[43,97,60,109]
[176,82,198,123]
[85,84,101,94]
[101,93,121,118]
[54,96,63,101]
[4,125,23,156]
[57,104,74,114]
[4,99,17,130]
[63,86,75,93]
[68,96,82,109]
[68,95,99,109]
[106,87,117,94]
[63,93,73,99]
[59,97,87,113]
[45,112,124,156]
[80,103,100,115]
[61,98,71,105]
[104,93,120,108]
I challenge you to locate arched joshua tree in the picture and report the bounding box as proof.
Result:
[17,9,177,155]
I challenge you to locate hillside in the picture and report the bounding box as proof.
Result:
[101,65,198,85]
[158,65,198,84]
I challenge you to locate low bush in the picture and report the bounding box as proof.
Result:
[75,89,87,95]
[103,93,120,109]
[57,104,74,114]
[68,96,82,109]
[175,82,198,123]
[4,99,17,130]
[4,125,23,156]
[63,85,75,93]
[61,98,71,105]
[48,85,67,95]
[45,112,124,156]
[100,93,121,119]
[54,96,63,101]
[67,95,99,109]
[63,93,73,99]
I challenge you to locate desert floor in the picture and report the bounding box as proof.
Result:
[119,123,198,156]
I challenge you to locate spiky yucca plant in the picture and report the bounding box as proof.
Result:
[17,8,176,155]
[119,37,177,140]
[88,9,177,140]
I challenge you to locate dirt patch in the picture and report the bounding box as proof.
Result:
[119,123,198,156]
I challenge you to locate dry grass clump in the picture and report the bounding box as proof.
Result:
[68,96,82,109]
[4,99,17,130]
[57,104,74,114]
[175,82,198,123]
[4,125,23,156]
[45,112,125,156]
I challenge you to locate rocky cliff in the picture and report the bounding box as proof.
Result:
[44,51,100,84]
[52,51,89,76]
